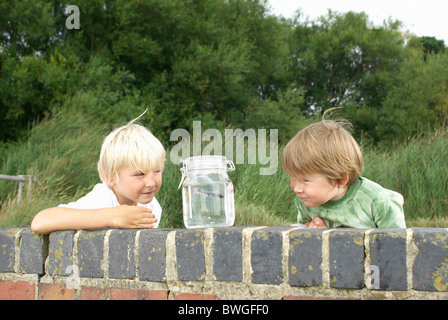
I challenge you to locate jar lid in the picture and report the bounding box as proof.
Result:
[178,156,235,189]
[183,155,233,170]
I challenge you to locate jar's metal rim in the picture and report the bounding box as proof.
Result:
[178,156,235,189]
[181,155,227,163]
[180,156,234,170]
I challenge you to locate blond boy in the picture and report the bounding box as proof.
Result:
[31,118,165,234]
[282,119,406,229]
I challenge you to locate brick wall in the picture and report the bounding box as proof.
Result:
[1,226,447,300]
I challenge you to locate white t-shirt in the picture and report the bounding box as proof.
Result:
[58,182,162,228]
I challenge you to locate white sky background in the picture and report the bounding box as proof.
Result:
[267,0,448,44]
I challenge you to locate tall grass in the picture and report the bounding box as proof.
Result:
[1,110,447,228]
[363,129,448,227]
[0,110,104,226]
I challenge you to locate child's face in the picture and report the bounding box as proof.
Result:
[290,174,347,208]
[110,167,162,206]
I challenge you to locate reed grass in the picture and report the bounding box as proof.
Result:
[1,110,447,228]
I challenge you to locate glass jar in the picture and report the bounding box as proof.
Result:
[178,156,235,228]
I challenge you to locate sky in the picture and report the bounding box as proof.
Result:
[267,0,448,44]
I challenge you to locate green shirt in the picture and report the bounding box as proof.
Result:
[295,177,406,229]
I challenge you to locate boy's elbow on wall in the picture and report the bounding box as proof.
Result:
[30,214,49,234]
[30,219,42,234]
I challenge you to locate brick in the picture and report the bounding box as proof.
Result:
[108,230,136,279]
[138,229,169,282]
[78,230,106,278]
[80,287,168,300]
[110,288,168,300]
[174,293,218,300]
[19,228,47,274]
[329,229,365,289]
[38,283,75,300]
[47,231,75,276]
[80,287,109,300]
[289,229,323,287]
[213,227,243,281]
[283,296,360,300]
[0,281,35,300]
[251,227,289,285]
[413,228,448,292]
[176,229,206,281]
[0,227,21,272]
[369,229,407,290]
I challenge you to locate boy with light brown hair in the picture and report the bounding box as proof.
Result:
[282,118,406,229]
[31,113,166,234]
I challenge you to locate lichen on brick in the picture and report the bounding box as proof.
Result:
[432,258,448,292]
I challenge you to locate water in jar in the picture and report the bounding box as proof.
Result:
[182,181,234,228]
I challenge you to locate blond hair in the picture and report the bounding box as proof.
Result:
[97,115,166,183]
[282,119,363,187]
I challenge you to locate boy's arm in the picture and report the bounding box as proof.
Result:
[31,205,157,234]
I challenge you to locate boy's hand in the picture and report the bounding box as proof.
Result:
[111,205,157,229]
[308,217,328,229]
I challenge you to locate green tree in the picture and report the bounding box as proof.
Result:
[377,47,448,145]
[0,0,56,56]
[110,0,294,140]
[291,10,404,114]
[407,36,446,62]
[420,36,446,55]
[0,0,59,141]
